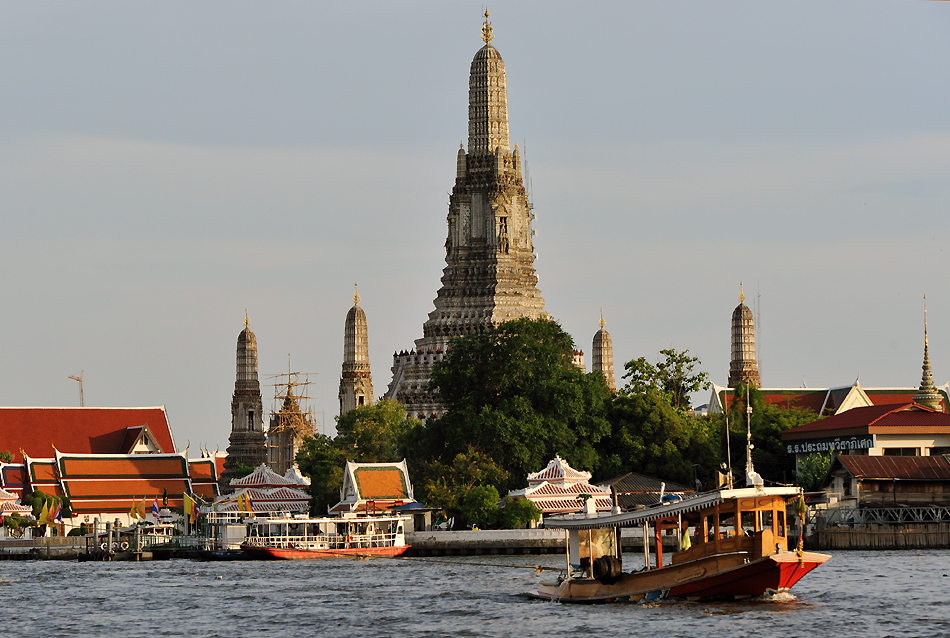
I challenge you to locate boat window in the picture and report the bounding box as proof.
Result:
[705,514,716,542]
[740,511,756,535]
[777,511,786,538]
[761,509,774,533]
[288,523,303,537]
[718,513,735,538]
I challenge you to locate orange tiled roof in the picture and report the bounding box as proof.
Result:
[58,455,189,479]
[61,478,191,499]
[188,459,218,482]
[353,468,407,500]
[0,407,175,462]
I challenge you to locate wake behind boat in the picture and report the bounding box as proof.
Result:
[527,485,829,603]
[241,512,410,560]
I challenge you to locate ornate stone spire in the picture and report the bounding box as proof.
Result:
[592,310,616,392]
[385,15,545,419]
[468,11,509,155]
[728,282,761,388]
[220,313,266,492]
[340,284,373,414]
[914,296,943,410]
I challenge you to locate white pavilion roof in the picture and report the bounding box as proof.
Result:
[527,456,592,486]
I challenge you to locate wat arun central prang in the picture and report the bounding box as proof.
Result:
[385,13,546,418]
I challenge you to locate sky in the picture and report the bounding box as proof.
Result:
[2,1,949,453]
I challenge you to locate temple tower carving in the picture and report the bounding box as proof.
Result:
[592,313,616,392]
[728,284,761,389]
[385,12,545,419]
[339,285,374,415]
[914,298,943,411]
[220,313,266,492]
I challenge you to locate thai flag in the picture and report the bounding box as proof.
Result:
[151,498,160,518]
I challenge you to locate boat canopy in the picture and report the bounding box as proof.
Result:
[543,486,801,531]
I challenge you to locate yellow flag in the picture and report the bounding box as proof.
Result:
[130,498,138,520]
[38,499,49,524]
[136,498,148,519]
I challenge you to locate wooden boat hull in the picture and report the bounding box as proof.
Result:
[527,550,830,603]
[243,544,410,560]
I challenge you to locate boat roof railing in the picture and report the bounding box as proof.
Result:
[544,486,801,531]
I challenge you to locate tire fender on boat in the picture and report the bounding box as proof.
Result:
[120,541,129,551]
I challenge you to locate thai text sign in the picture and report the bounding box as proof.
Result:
[786,435,875,455]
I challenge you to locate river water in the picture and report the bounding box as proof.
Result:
[2,550,948,637]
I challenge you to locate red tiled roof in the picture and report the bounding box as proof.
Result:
[835,455,950,481]
[187,459,218,482]
[0,407,175,462]
[58,455,189,479]
[783,403,950,440]
[61,478,191,499]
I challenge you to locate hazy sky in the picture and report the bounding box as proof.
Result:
[2,2,949,452]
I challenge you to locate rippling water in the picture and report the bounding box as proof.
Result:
[2,550,948,637]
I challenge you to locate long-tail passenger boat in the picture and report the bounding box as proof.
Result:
[527,485,829,603]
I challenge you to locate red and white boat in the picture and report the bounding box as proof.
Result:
[526,485,829,603]
[241,512,410,560]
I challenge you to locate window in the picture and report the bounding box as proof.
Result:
[883,448,919,456]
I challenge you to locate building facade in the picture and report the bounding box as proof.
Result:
[220,316,266,492]
[592,315,616,392]
[385,14,545,419]
[728,285,760,388]
[339,286,374,415]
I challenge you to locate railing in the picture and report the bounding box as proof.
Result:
[818,506,950,526]
[245,530,402,550]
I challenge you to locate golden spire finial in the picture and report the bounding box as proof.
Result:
[244,308,250,329]
[924,294,929,348]
[599,308,605,329]
[481,9,494,45]
[739,282,745,304]
[353,283,360,306]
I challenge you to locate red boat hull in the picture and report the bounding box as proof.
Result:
[243,544,409,560]
[667,552,828,600]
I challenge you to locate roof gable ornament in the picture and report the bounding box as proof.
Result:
[481,9,494,45]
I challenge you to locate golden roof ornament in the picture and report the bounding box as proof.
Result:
[481,9,494,45]
[244,308,250,329]
[353,283,361,306]
[600,308,605,330]
[739,282,745,304]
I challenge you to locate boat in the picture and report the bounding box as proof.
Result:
[241,512,411,559]
[526,485,830,603]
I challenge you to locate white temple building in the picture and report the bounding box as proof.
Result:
[508,456,612,515]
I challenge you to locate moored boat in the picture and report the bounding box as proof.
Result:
[241,512,410,559]
[527,485,829,603]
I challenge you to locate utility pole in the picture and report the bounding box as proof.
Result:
[69,371,84,407]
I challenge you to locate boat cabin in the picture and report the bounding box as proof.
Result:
[553,486,801,581]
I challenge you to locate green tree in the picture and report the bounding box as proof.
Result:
[0,450,12,463]
[335,400,418,462]
[621,349,710,411]
[460,484,500,528]
[416,448,509,528]
[295,400,419,515]
[418,317,612,494]
[796,452,833,491]
[595,390,717,487]
[497,496,542,529]
[295,434,347,515]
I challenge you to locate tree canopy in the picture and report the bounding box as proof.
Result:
[621,348,710,411]
[413,317,613,494]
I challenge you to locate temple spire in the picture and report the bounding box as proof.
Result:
[729,283,760,388]
[915,294,943,410]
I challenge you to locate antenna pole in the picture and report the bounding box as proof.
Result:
[68,371,84,407]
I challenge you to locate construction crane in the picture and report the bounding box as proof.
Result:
[68,371,84,407]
